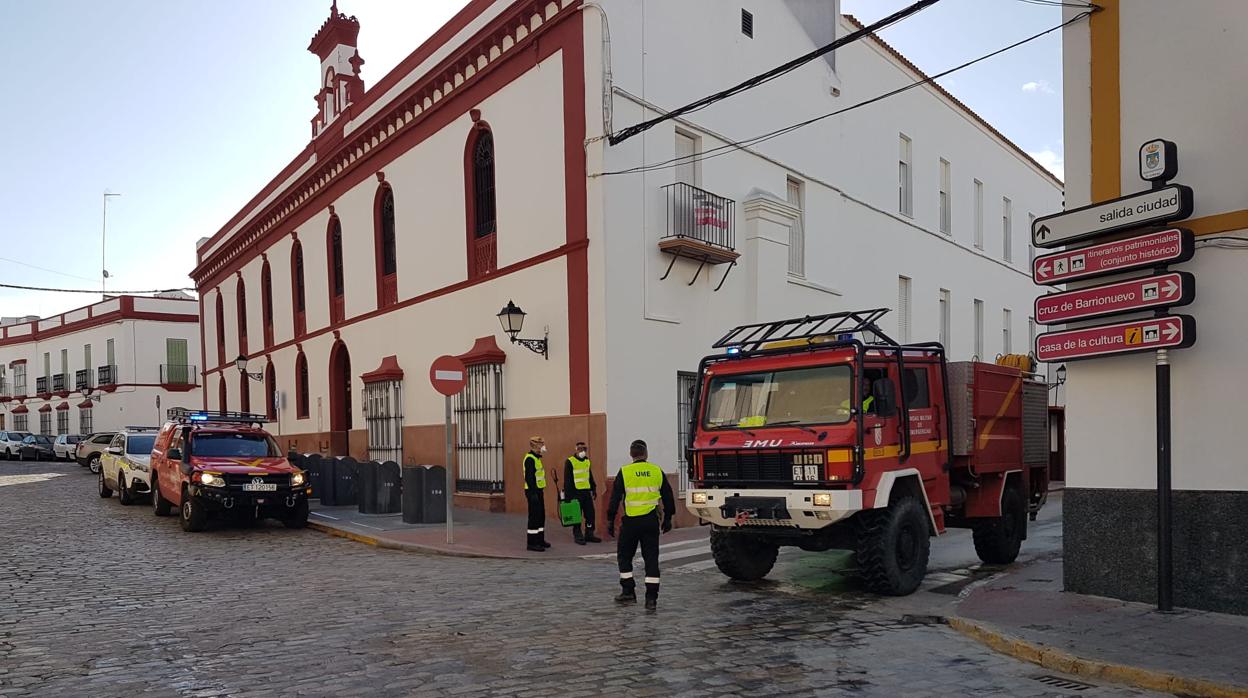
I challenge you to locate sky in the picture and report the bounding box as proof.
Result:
[0,0,1063,320]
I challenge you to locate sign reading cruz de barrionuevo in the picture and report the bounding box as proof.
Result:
[1034,271,1195,325]
[1031,184,1193,248]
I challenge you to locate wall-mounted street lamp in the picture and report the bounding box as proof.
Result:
[1056,364,1067,386]
[235,354,264,382]
[496,300,548,360]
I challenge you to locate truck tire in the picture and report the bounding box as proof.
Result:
[283,499,310,529]
[973,485,1026,564]
[854,495,930,596]
[98,468,112,498]
[710,529,779,581]
[180,490,208,532]
[118,476,134,506]
[151,477,172,516]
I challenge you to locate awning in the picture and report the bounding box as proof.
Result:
[38,404,52,413]
[78,399,94,408]
[55,402,69,411]
[11,405,29,414]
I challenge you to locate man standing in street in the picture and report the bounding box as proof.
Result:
[524,436,551,552]
[563,441,601,545]
[607,439,676,611]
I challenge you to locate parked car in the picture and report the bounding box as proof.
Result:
[149,410,308,531]
[18,434,55,461]
[97,428,159,505]
[53,434,82,461]
[76,432,118,473]
[0,431,33,460]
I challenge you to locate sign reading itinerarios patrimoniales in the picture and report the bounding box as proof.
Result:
[1034,271,1195,325]
[1032,228,1194,285]
[1031,184,1193,248]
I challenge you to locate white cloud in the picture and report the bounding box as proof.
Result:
[1028,148,1065,180]
[1021,79,1055,95]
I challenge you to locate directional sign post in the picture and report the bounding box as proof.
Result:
[1033,228,1195,285]
[1035,315,1195,363]
[430,355,467,544]
[1035,271,1195,325]
[1031,184,1193,248]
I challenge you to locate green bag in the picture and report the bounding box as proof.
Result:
[558,498,583,527]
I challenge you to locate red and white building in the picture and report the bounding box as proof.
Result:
[192,1,1061,520]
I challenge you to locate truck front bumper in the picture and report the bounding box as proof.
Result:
[190,485,309,512]
[686,488,864,529]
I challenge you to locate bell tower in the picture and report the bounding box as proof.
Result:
[308,1,365,138]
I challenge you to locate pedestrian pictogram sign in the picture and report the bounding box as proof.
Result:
[1032,228,1194,286]
[1031,184,1193,248]
[1034,271,1194,325]
[429,355,467,396]
[1035,315,1195,362]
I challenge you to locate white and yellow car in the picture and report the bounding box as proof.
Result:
[98,428,159,505]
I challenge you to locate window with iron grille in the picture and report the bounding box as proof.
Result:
[215,292,225,366]
[676,371,698,493]
[296,352,310,419]
[261,261,274,347]
[379,189,397,275]
[40,411,51,436]
[472,131,497,238]
[454,363,504,493]
[79,407,93,435]
[14,414,27,431]
[56,410,68,435]
[331,218,345,297]
[236,277,248,352]
[12,364,25,396]
[363,379,404,464]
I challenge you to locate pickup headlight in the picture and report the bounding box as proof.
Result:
[291,472,306,487]
[691,491,708,504]
[197,472,226,488]
[813,493,833,507]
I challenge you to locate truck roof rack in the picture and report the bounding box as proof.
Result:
[166,408,270,426]
[712,308,899,354]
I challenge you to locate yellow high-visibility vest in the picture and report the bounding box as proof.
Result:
[621,461,663,517]
[524,454,546,490]
[570,456,592,490]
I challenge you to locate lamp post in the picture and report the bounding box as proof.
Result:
[496,300,548,359]
[235,354,264,382]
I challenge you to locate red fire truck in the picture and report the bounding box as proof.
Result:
[685,309,1050,595]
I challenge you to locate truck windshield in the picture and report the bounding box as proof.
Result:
[191,433,280,458]
[703,364,854,429]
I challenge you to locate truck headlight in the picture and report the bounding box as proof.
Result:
[813,493,832,507]
[197,472,226,488]
[291,472,306,487]
[691,491,708,504]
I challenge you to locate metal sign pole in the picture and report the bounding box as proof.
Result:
[445,394,454,545]
[1156,348,1173,611]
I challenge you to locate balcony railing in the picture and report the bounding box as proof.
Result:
[97,365,118,386]
[35,376,49,395]
[0,380,7,398]
[75,369,93,391]
[52,374,66,392]
[160,364,198,385]
[662,182,736,251]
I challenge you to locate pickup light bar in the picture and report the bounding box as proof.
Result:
[167,408,271,425]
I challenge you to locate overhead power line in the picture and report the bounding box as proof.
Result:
[605,0,941,146]
[0,282,196,295]
[0,256,100,284]
[599,9,1094,178]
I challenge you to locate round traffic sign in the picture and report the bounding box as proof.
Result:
[429,355,467,396]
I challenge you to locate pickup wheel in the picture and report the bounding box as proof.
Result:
[151,477,172,516]
[973,485,1026,565]
[179,491,208,532]
[98,468,112,498]
[117,475,134,506]
[283,499,309,529]
[710,529,778,581]
[855,495,930,596]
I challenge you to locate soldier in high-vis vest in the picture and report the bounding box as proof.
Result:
[606,439,676,611]
[562,441,601,545]
[523,436,552,552]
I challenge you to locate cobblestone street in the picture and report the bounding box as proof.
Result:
[1,461,1158,697]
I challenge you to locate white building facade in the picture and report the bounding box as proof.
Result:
[1061,0,1248,615]
[0,295,201,440]
[192,1,1059,521]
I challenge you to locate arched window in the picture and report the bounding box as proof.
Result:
[264,362,277,420]
[261,261,274,348]
[236,276,248,356]
[465,124,498,278]
[374,185,398,308]
[218,375,227,412]
[238,370,250,413]
[291,241,307,336]
[295,351,310,419]
[214,292,225,367]
[329,216,345,323]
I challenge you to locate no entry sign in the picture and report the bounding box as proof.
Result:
[1031,184,1193,248]
[1035,315,1195,362]
[1035,271,1194,325]
[1033,228,1194,286]
[429,355,467,396]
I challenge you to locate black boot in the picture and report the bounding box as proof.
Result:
[644,597,657,611]
[615,589,637,604]
[527,532,545,552]
[573,524,586,545]
[585,528,602,544]
[540,532,552,549]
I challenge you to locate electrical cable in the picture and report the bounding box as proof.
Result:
[1196,235,1248,249]
[599,9,1093,177]
[0,282,196,295]
[606,0,941,146]
[0,257,100,284]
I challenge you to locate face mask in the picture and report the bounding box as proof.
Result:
[540,445,548,454]
[577,450,587,459]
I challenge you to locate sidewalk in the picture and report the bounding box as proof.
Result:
[307,501,709,559]
[952,556,1248,697]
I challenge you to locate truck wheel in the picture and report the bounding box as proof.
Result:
[855,495,930,596]
[973,485,1026,564]
[180,491,208,532]
[151,477,172,516]
[283,499,310,529]
[118,476,134,506]
[710,529,778,581]
[98,468,112,498]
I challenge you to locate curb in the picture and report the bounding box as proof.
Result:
[948,617,1248,698]
[306,521,531,560]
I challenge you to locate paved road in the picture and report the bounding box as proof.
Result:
[1,461,1158,697]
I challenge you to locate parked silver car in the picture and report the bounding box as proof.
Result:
[53,434,83,461]
[0,431,33,459]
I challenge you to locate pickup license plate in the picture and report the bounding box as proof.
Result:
[242,483,278,492]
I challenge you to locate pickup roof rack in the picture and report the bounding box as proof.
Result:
[166,408,271,426]
[712,308,899,355]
